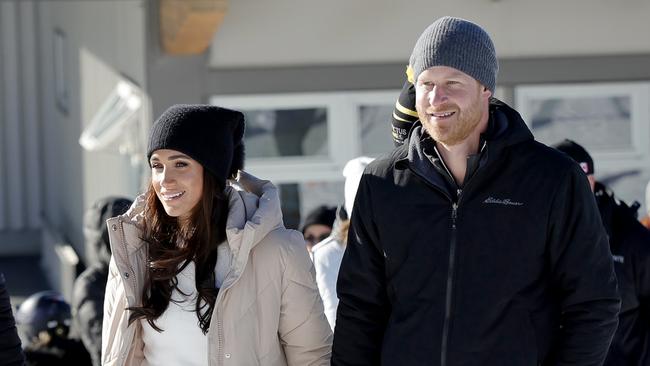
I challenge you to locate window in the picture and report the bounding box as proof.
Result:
[516,81,650,212]
[210,90,398,228]
[53,28,69,115]
[515,82,650,158]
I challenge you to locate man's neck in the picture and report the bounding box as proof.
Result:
[436,120,487,186]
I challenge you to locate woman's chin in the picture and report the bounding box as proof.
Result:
[162,205,182,218]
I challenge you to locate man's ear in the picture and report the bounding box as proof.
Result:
[482,86,493,99]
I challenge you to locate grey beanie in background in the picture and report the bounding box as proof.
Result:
[409,16,498,93]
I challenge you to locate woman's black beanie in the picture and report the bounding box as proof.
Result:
[147,104,245,183]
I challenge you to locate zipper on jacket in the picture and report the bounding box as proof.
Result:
[441,201,459,366]
[116,220,137,366]
[413,140,487,366]
[213,252,248,365]
[217,314,225,365]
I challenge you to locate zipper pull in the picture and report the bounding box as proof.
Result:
[451,203,458,228]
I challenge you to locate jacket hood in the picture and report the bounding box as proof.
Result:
[484,98,533,149]
[223,171,286,268]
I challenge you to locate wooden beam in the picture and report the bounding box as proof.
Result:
[160,0,227,55]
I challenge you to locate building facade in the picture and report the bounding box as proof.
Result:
[1,0,649,295]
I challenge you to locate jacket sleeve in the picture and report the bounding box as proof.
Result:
[629,223,650,306]
[331,174,391,366]
[0,273,25,366]
[547,166,621,365]
[278,231,333,366]
[391,77,418,147]
[313,243,343,330]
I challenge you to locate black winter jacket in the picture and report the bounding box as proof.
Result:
[596,184,650,366]
[0,273,25,366]
[332,100,620,366]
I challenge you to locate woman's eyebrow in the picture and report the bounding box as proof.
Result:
[167,154,190,160]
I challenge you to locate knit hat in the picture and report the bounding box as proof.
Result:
[343,156,375,216]
[552,139,594,175]
[300,205,337,234]
[147,104,245,183]
[409,16,498,92]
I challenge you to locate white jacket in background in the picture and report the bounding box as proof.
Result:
[311,236,345,330]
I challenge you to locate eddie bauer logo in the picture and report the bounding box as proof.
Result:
[483,197,524,206]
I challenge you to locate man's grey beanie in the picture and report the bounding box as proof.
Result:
[409,16,498,92]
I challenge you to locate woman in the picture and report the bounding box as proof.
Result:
[311,156,373,330]
[101,105,332,366]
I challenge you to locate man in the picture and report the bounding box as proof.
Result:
[332,16,620,365]
[554,139,650,366]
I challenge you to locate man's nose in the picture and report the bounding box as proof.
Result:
[429,86,447,105]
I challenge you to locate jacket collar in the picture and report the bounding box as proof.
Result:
[113,171,284,263]
[393,98,533,196]
[396,98,533,170]
[222,171,284,278]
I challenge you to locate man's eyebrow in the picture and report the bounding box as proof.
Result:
[447,70,468,78]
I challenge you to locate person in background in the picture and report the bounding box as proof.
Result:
[72,196,132,366]
[16,291,91,365]
[102,104,332,365]
[300,205,336,254]
[312,156,374,329]
[0,273,25,366]
[554,139,650,366]
[332,16,619,365]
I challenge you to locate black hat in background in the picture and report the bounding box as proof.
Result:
[15,291,71,344]
[300,205,337,233]
[147,104,245,184]
[552,139,594,175]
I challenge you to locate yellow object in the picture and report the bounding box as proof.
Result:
[160,0,228,55]
[395,100,418,118]
[406,64,415,84]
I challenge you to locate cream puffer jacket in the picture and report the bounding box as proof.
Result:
[101,172,333,366]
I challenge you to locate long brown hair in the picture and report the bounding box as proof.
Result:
[127,171,229,334]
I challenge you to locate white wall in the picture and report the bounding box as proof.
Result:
[0,1,42,238]
[209,0,650,68]
[37,1,147,258]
